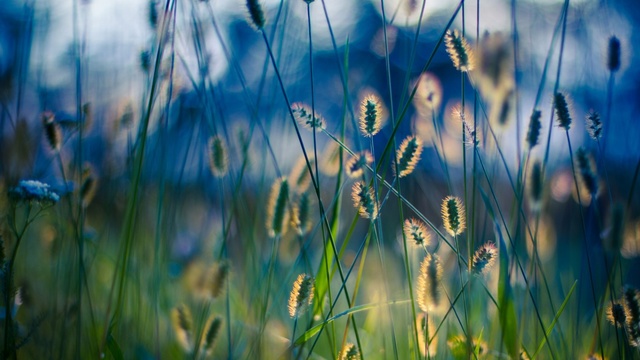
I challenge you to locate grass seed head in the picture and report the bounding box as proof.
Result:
[351,181,378,220]
[266,177,290,237]
[528,160,544,212]
[288,273,314,318]
[623,286,640,347]
[202,316,222,355]
[608,36,621,72]
[345,151,373,179]
[359,94,385,137]
[319,141,342,176]
[292,103,325,132]
[526,109,542,150]
[395,135,423,178]
[586,111,603,141]
[42,111,62,152]
[340,343,360,360]
[554,92,572,130]
[246,0,266,29]
[210,261,230,299]
[80,164,98,208]
[575,147,599,197]
[417,253,442,312]
[403,218,430,247]
[289,155,314,193]
[416,313,438,356]
[290,192,312,235]
[413,72,442,112]
[208,135,229,178]
[444,30,475,72]
[606,301,626,328]
[172,304,193,351]
[441,196,466,236]
[471,242,498,275]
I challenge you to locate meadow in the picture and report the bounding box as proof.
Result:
[0,0,639,358]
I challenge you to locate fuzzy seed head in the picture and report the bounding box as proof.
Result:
[526,110,542,149]
[575,148,599,197]
[208,135,229,178]
[266,177,290,237]
[210,261,229,299]
[441,196,466,236]
[606,302,626,328]
[359,94,385,137]
[471,242,498,275]
[292,103,325,131]
[345,151,373,179]
[246,0,266,29]
[586,111,603,141]
[444,30,475,72]
[395,135,423,178]
[148,0,158,29]
[417,253,442,312]
[80,164,98,208]
[351,181,379,220]
[288,274,314,318]
[289,155,315,193]
[203,316,222,354]
[623,286,640,347]
[340,343,360,360]
[172,304,193,351]
[42,112,62,152]
[319,141,341,176]
[528,160,544,212]
[608,36,621,72]
[554,92,572,130]
[403,218,430,246]
[490,89,514,129]
[291,192,312,235]
[413,72,442,112]
[416,313,438,356]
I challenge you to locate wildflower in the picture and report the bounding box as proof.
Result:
[8,180,60,205]
[288,274,314,318]
[441,196,466,236]
[444,30,475,72]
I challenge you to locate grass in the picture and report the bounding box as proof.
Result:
[0,0,639,358]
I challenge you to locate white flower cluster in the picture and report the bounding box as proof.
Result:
[8,180,60,205]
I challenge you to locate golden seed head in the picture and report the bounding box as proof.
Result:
[208,135,229,178]
[444,30,475,72]
[340,343,360,360]
[471,242,498,275]
[416,313,438,356]
[290,192,312,235]
[417,253,442,312]
[172,304,194,352]
[202,315,222,354]
[266,177,290,237]
[80,163,98,208]
[292,103,325,131]
[288,273,315,318]
[441,196,466,236]
[210,261,230,299]
[403,218,430,246]
[395,135,423,178]
[359,94,385,137]
[345,151,373,179]
[289,155,315,193]
[606,301,626,328]
[351,181,379,220]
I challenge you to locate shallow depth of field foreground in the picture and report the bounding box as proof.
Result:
[0,0,640,358]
